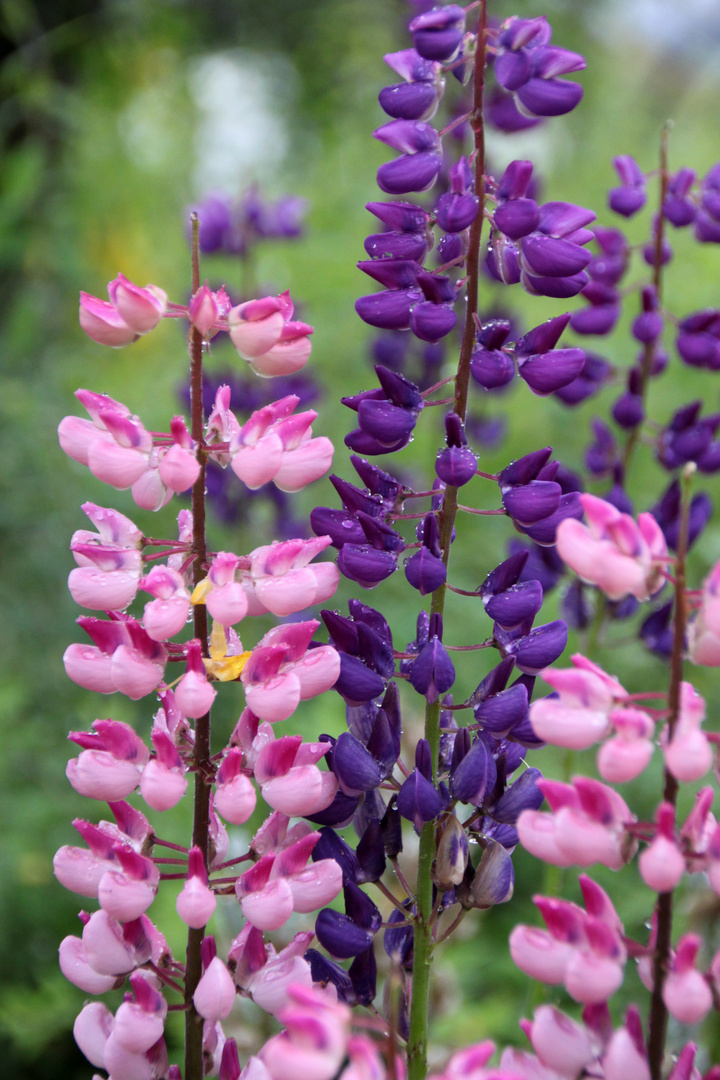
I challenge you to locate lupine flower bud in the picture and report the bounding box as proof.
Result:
[139,730,188,811]
[409,617,455,701]
[639,803,685,893]
[108,273,167,333]
[451,734,497,806]
[397,767,444,833]
[663,167,697,227]
[194,955,236,1022]
[176,846,216,929]
[175,640,217,719]
[662,681,712,782]
[608,156,646,217]
[189,282,220,338]
[433,814,469,889]
[379,80,440,121]
[214,748,257,824]
[464,839,514,908]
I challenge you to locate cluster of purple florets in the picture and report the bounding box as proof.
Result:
[190,186,306,256]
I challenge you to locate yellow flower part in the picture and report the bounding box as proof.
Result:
[203,653,251,682]
[191,577,212,605]
[202,619,250,681]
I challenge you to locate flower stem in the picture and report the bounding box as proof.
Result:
[406,7,487,1078]
[623,123,670,478]
[647,461,693,1080]
[184,213,213,1080]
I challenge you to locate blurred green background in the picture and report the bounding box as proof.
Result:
[2,0,720,1075]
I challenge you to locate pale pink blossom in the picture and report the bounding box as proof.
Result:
[523,1005,600,1078]
[79,292,139,347]
[518,776,636,871]
[229,396,301,489]
[688,560,720,665]
[73,1002,114,1069]
[66,718,149,800]
[241,621,340,724]
[201,552,249,627]
[81,910,149,976]
[64,616,166,699]
[189,282,229,339]
[597,707,655,783]
[253,732,339,815]
[235,832,342,931]
[260,986,351,1080]
[602,1016,651,1080]
[429,1041,495,1080]
[228,295,285,359]
[251,319,314,377]
[662,681,712,782]
[59,935,119,993]
[102,1031,168,1080]
[140,565,192,640]
[556,493,669,601]
[510,877,626,1005]
[157,416,200,493]
[97,845,160,921]
[663,935,713,1024]
[530,654,627,750]
[244,538,339,617]
[112,972,167,1054]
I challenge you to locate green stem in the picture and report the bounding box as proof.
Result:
[406,6,487,1077]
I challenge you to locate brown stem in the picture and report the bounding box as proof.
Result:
[647,462,693,1080]
[184,213,213,1080]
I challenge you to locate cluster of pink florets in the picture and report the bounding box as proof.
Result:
[80,274,313,378]
[56,275,366,1080]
